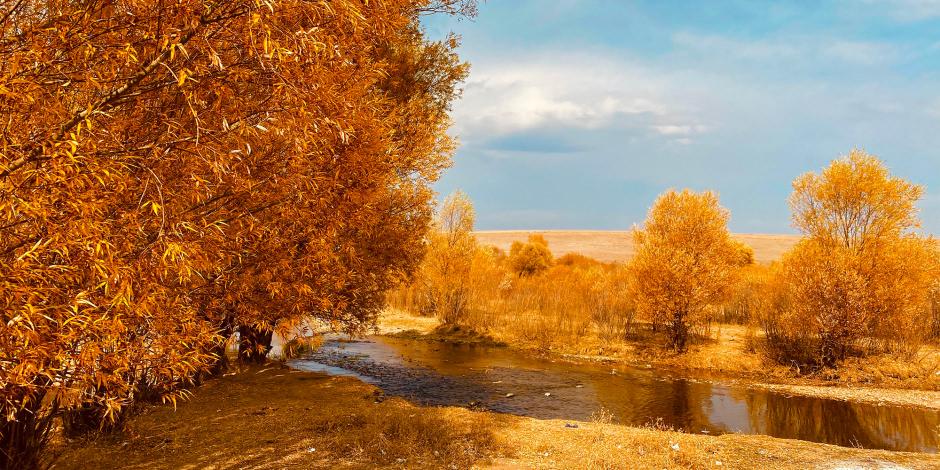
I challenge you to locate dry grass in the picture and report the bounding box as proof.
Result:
[373,309,441,336]
[52,365,512,469]
[495,416,939,469]
[53,366,940,469]
[475,231,800,265]
[392,229,940,397]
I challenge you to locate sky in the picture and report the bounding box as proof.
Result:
[422,0,940,234]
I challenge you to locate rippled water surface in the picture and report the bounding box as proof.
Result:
[289,336,939,453]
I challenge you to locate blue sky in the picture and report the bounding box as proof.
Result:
[424,0,940,234]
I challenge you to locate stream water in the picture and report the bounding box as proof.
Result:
[289,336,940,453]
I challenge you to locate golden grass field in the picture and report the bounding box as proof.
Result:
[475,231,801,265]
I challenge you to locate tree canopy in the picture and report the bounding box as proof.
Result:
[508,234,553,277]
[0,1,469,466]
[630,189,742,351]
[766,150,940,366]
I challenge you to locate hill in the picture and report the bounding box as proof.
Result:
[474,230,801,264]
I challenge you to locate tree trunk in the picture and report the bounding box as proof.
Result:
[61,404,122,438]
[671,310,688,352]
[61,382,132,438]
[819,332,840,368]
[1,392,55,470]
[238,324,273,363]
[205,320,235,377]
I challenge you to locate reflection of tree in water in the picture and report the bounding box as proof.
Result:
[664,380,695,430]
[743,391,940,452]
[586,374,717,432]
[309,338,939,452]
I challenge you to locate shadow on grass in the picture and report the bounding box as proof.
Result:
[53,366,517,469]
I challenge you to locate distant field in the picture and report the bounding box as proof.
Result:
[475,230,801,264]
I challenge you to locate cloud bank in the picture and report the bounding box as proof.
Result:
[427,1,940,233]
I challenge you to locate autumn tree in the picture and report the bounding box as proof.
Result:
[630,190,743,351]
[763,150,940,367]
[219,9,469,362]
[419,191,478,325]
[508,234,554,277]
[0,1,470,466]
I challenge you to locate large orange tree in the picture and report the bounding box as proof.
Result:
[630,190,743,351]
[763,150,940,367]
[0,1,469,466]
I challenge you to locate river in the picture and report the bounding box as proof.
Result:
[289,335,940,453]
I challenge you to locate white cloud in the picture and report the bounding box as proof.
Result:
[652,124,708,136]
[924,99,940,119]
[672,32,898,66]
[435,1,940,233]
[860,0,940,21]
[823,40,898,65]
[446,30,936,173]
[452,53,706,144]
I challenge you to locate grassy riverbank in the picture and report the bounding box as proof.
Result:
[379,309,940,410]
[55,365,939,469]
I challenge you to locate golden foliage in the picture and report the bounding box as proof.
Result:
[731,239,756,266]
[471,259,635,348]
[790,150,923,248]
[395,173,940,374]
[630,190,742,351]
[418,190,478,324]
[719,263,771,326]
[389,197,635,345]
[762,151,940,367]
[0,1,469,466]
[508,234,553,277]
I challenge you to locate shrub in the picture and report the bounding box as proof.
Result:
[763,150,940,367]
[630,189,742,351]
[721,264,772,325]
[584,266,635,339]
[419,191,478,325]
[508,234,554,277]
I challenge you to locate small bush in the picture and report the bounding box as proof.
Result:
[508,234,553,277]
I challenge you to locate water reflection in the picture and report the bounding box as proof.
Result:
[289,336,939,453]
[741,391,939,452]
